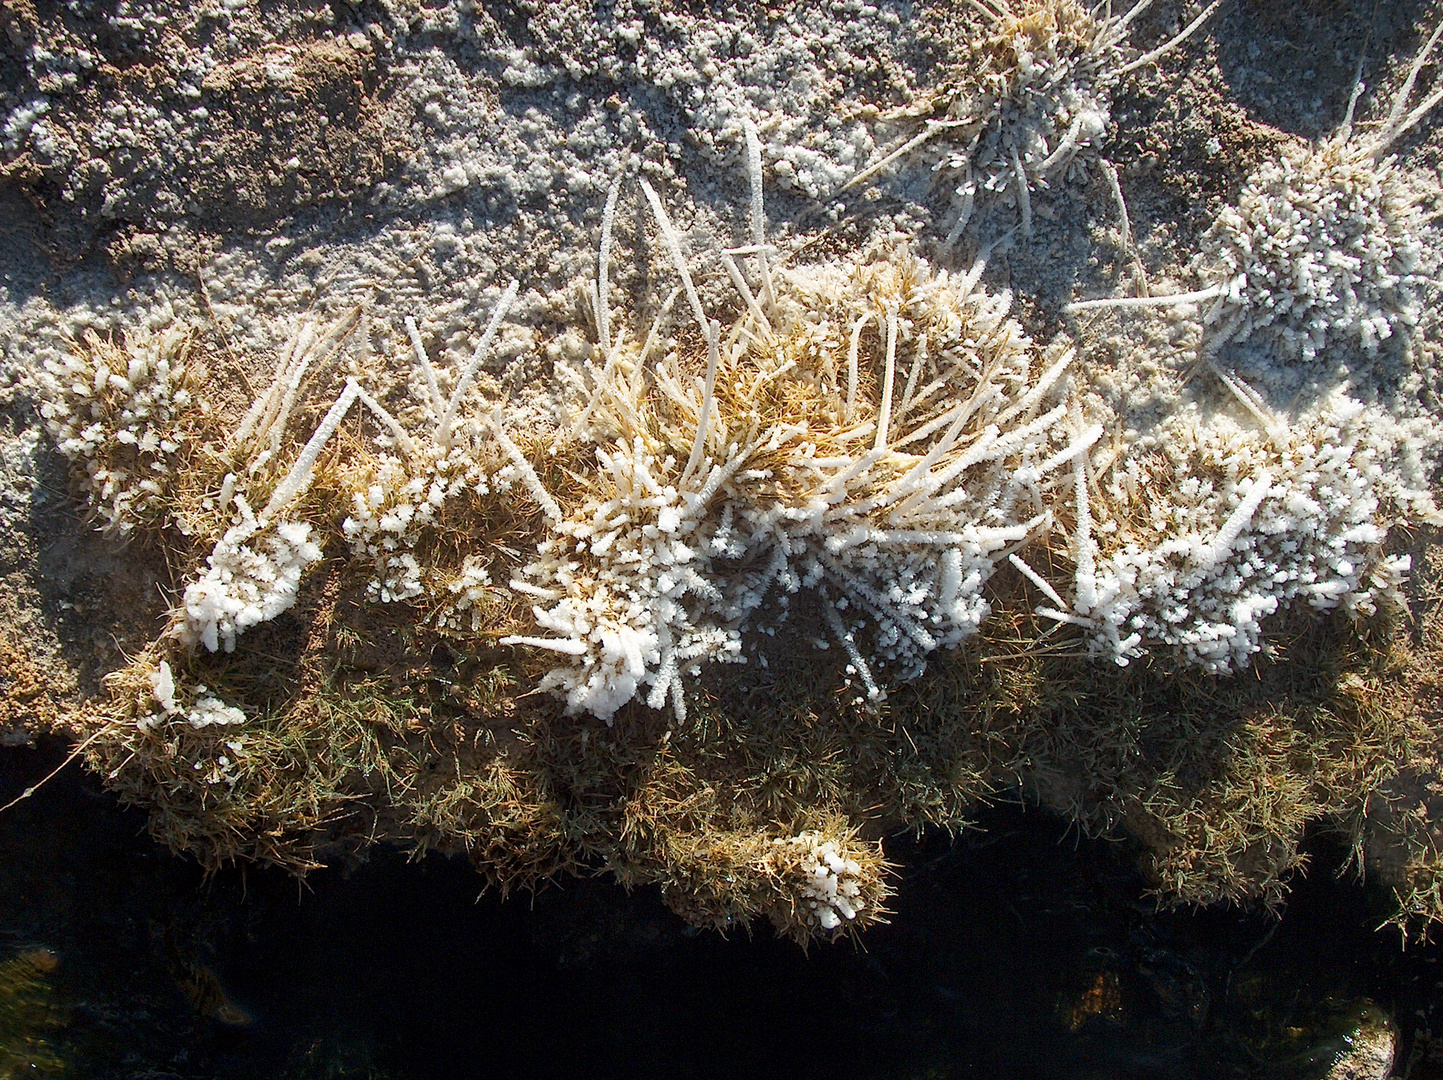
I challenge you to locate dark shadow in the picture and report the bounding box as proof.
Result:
[0,739,1438,1080]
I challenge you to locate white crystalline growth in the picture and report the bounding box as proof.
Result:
[510,257,1083,722]
[504,442,744,722]
[177,518,324,653]
[38,325,195,533]
[341,449,501,610]
[1073,392,1441,672]
[948,15,1116,201]
[1198,143,1426,362]
[781,832,867,932]
[140,661,247,733]
[443,555,496,635]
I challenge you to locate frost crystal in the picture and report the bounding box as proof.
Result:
[781,832,867,932]
[141,661,247,733]
[39,326,198,533]
[178,514,323,653]
[1199,143,1426,363]
[1072,392,1441,672]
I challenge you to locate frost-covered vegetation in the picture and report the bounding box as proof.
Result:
[1076,392,1438,671]
[1198,144,1426,363]
[851,0,1222,239]
[38,326,200,534]
[23,1,1443,943]
[512,173,1086,719]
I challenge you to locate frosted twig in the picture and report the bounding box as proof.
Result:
[266,307,362,456]
[404,316,446,421]
[1101,0,1157,47]
[1338,42,1369,144]
[1009,553,1068,610]
[873,305,900,451]
[893,397,982,450]
[958,251,993,297]
[681,320,721,488]
[1065,283,1226,312]
[1037,111,1088,174]
[1037,606,1098,629]
[1036,423,1103,477]
[821,589,883,702]
[1377,19,1443,147]
[743,117,776,316]
[960,0,1004,24]
[260,377,362,522]
[720,252,773,337]
[1209,362,1288,444]
[1198,471,1272,569]
[878,404,973,508]
[1012,147,1032,236]
[994,347,1075,428]
[640,177,709,338]
[232,321,308,449]
[259,307,363,456]
[1101,159,1148,296]
[942,157,976,250]
[1373,82,1443,155]
[846,312,871,423]
[838,120,962,194]
[498,635,589,655]
[354,384,419,459]
[436,279,519,449]
[488,412,563,523]
[894,328,928,427]
[598,170,624,357]
[1072,454,1097,613]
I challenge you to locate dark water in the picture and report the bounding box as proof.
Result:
[0,742,1439,1080]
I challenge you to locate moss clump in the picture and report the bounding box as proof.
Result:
[74,541,1423,941]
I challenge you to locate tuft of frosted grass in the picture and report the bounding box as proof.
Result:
[514,193,1079,720]
[1072,392,1442,671]
[855,0,1220,237]
[337,286,529,624]
[936,0,1122,233]
[1196,144,1426,364]
[177,513,324,654]
[1069,22,1443,373]
[141,661,248,733]
[174,280,524,654]
[38,325,198,534]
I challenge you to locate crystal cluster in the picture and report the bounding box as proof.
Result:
[39,326,197,534]
[1072,394,1439,671]
[1199,143,1425,362]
